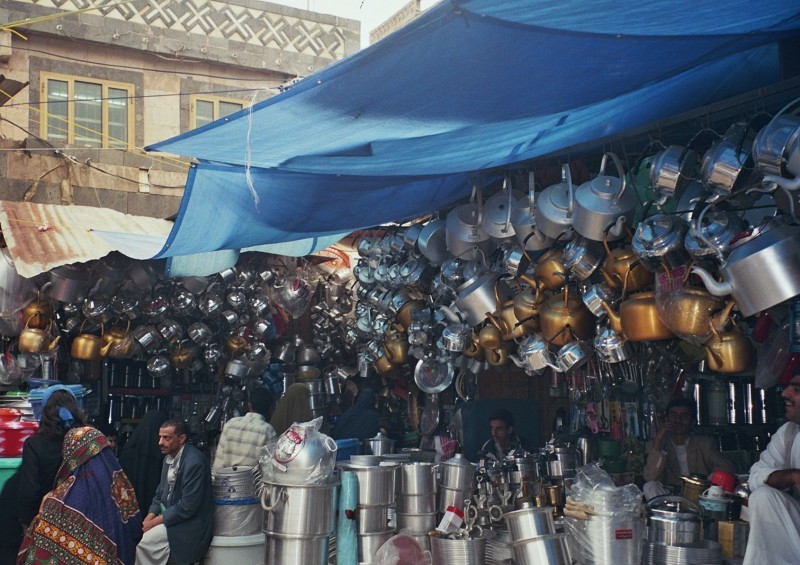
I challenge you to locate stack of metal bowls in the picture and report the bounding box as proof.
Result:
[504,505,570,565]
[260,478,340,565]
[395,462,437,549]
[642,539,723,564]
[430,535,485,565]
[339,462,399,564]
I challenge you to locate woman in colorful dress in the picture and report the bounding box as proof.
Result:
[17,426,142,565]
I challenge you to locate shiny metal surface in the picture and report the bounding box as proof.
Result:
[504,506,556,542]
[511,533,570,565]
[339,463,399,507]
[261,480,339,537]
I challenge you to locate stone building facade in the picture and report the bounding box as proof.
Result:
[0,0,360,218]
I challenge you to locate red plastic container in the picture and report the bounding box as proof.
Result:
[0,420,39,457]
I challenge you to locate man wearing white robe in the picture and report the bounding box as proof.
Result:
[743,373,800,565]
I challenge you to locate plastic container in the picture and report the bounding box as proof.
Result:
[335,438,361,461]
[27,385,87,421]
[0,457,22,491]
[0,421,38,457]
[205,532,265,565]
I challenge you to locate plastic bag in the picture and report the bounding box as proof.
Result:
[374,533,432,565]
[258,417,337,485]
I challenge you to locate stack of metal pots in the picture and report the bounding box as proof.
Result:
[437,454,475,514]
[213,466,262,536]
[504,505,570,565]
[339,461,399,564]
[260,478,340,565]
[430,535,486,565]
[395,462,438,549]
[301,379,326,420]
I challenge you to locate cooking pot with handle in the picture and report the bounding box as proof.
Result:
[647,495,703,546]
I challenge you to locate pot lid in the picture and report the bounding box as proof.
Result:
[647,495,702,520]
[442,453,473,467]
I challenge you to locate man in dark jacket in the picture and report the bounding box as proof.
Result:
[135,419,213,565]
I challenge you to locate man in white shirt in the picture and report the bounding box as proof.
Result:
[743,373,800,565]
[213,387,276,470]
[642,397,735,499]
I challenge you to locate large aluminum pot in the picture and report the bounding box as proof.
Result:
[649,144,698,203]
[504,506,556,541]
[260,479,339,536]
[47,264,91,303]
[699,122,754,201]
[438,453,475,491]
[364,432,395,456]
[264,532,330,565]
[399,462,437,495]
[646,495,703,546]
[572,153,637,242]
[511,533,570,565]
[418,218,451,266]
[339,462,399,507]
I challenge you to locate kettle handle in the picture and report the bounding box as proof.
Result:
[599,152,628,205]
[503,176,513,234]
[561,164,574,219]
[528,170,536,212]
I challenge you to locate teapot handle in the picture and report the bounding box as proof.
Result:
[528,170,536,212]
[503,176,513,234]
[600,152,628,205]
[561,164,574,219]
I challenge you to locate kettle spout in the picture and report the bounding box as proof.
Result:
[599,301,623,334]
[764,174,800,192]
[691,266,733,297]
[598,268,619,290]
[608,216,627,239]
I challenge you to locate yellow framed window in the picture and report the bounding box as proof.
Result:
[190,95,245,129]
[40,73,134,149]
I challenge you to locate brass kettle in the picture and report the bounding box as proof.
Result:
[705,322,754,373]
[19,318,60,354]
[71,321,103,361]
[488,277,527,340]
[534,247,567,291]
[383,329,409,364]
[602,291,674,341]
[539,285,594,347]
[600,231,653,292]
[514,276,547,334]
[21,293,54,330]
[101,319,131,357]
[661,286,735,340]
[170,341,196,370]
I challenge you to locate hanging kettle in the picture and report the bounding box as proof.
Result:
[510,171,553,252]
[446,185,496,262]
[535,164,576,240]
[572,152,637,242]
[481,176,523,244]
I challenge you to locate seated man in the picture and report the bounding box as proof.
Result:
[213,387,276,470]
[478,408,523,461]
[135,419,213,565]
[643,397,735,500]
[742,372,800,565]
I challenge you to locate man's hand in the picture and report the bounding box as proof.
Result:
[765,469,800,492]
[653,422,674,451]
[142,513,164,533]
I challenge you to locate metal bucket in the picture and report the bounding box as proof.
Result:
[511,533,571,565]
[339,463,399,507]
[261,479,339,536]
[437,484,473,514]
[265,532,330,565]
[504,506,556,542]
[431,535,485,565]
[396,493,436,514]
[358,529,395,564]
[213,502,262,536]
[399,462,437,495]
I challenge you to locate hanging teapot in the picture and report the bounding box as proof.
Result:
[19,317,60,354]
[705,322,754,373]
[699,122,755,203]
[21,292,54,330]
[632,214,690,273]
[534,246,567,291]
[601,291,674,342]
[71,321,103,361]
[684,207,747,262]
[510,171,554,252]
[572,152,637,242]
[535,164,576,240]
[481,176,523,243]
[446,185,496,261]
[513,277,547,334]
[539,284,594,347]
[753,97,800,188]
[101,319,131,357]
[649,144,699,206]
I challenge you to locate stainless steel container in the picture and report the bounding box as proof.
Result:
[395,511,437,533]
[511,533,571,565]
[357,506,390,534]
[504,506,556,542]
[359,529,395,564]
[439,454,475,491]
[261,480,339,537]
[399,462,437,495]
[437,485,473,514]
[431,535,485,565]
[339,463,399,507]
[396,493,436,514]
[265,532,330,565]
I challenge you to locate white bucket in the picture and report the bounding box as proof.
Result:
[205,533,266,565]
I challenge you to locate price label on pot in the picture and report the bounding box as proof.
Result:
[274,425,308,465]
[615,528,634,540]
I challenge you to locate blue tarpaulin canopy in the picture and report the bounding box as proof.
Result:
[129,0,800,264]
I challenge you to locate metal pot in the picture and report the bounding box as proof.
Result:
[504,506,555,541]
[534,246,567,291]
[439,453,475,491]
[594,326,632,363]
[398,462,437,495]
[684,209,747,261]
[510,334,558,374]
[47,265,90,303]
[261,479,339,536]
[573,152,637,242]
[535,163,575,240]
[753,97,800,181]
[647,495,702,546]
[563,236,605,281]
[454,272,511,328]
[691,218,800,316]
[339,462,399,507]
[364,432,395,456]
[649,144,698,205]
[418,218,451,266]
[699,122,755,202]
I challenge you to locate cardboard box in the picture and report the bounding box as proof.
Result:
[718,520,750,560]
